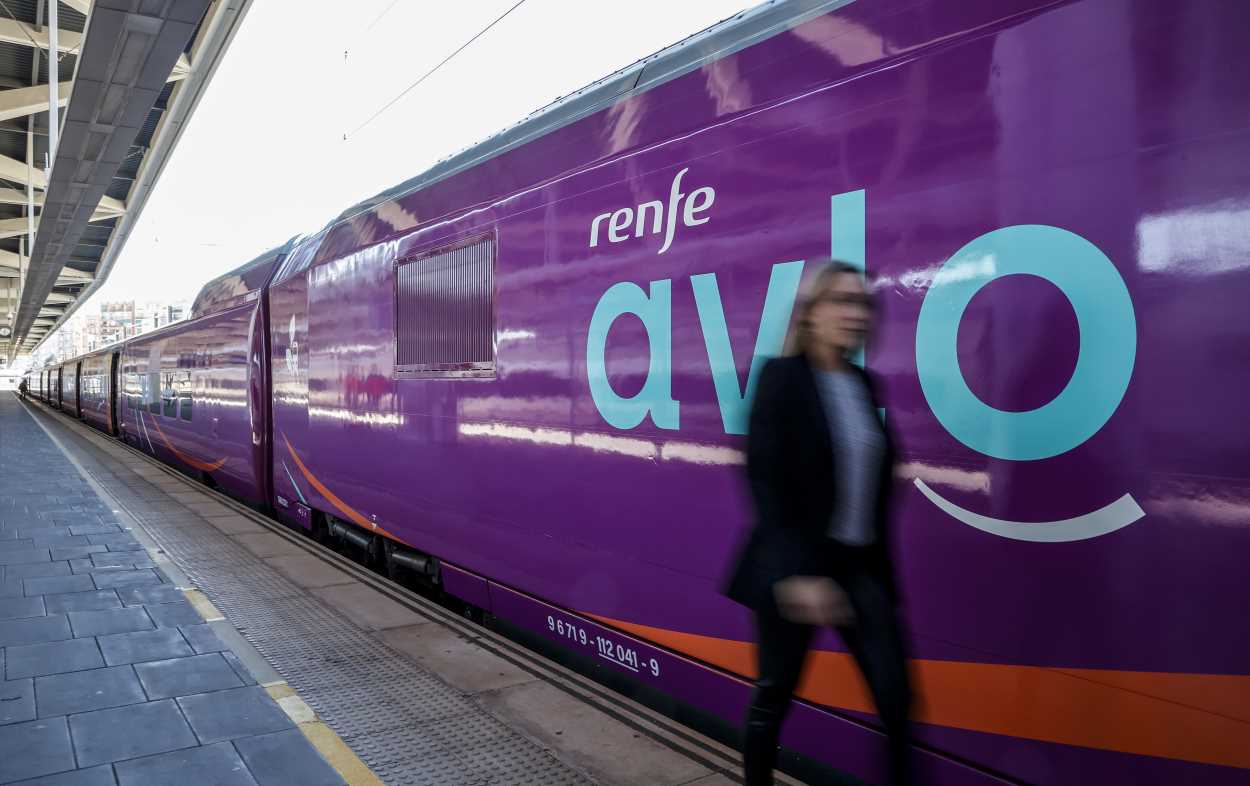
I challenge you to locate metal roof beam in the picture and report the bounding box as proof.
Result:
[0,269,89,286]
[0,82,72,123]
[0,187,44,204]
[0,187,126,214]
[0,119,48,135]
[0,207,124,238]
[0,152,46,190]
[0,250,93,284]
[0,18,84,55]
[0,18,189,84]
[0,249,20,271]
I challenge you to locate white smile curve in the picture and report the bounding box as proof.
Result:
[913,479,1145,542]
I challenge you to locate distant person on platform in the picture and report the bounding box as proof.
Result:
[17,379,27,398]
[725,260,913,785]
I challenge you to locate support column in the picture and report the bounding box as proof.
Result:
[46,0,58,170]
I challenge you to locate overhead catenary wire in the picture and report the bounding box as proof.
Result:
[361,0,402,38]
[345,0,530,140]
[344,0,402,64]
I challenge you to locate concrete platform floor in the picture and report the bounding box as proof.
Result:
[0,394,345,786]
[6,394,782,786]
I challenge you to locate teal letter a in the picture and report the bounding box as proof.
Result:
[587,279,680,430]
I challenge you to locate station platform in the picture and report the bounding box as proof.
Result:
[0,393,767,786]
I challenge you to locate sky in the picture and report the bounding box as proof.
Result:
[44,0,748,345]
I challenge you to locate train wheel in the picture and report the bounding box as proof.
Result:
[382,540,401,582]
[366,535,385,574]
[310,512,329,545]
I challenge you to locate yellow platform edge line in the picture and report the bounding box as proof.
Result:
[183,588,225,622]
[292,716,387,786]
[263,679,385,785]
[179,589,383,785]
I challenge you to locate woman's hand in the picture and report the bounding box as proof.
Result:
[774,576,855,626]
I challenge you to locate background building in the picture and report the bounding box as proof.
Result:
[38,298,190,364]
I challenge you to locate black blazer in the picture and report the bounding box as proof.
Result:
[724,354,899,612]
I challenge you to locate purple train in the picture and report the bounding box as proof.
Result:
[27,1,1250,783]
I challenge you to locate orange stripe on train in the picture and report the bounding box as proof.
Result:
[281,433,401,542]
[584,612,1250,771]
[144,412,228,473]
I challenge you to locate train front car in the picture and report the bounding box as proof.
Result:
[118,246,286,506]
[269,1,1249,784]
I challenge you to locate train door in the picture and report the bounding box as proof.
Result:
[55,368,62,409]
[252,287,274,511]
[108,351,120,437]
[74,361,82,418]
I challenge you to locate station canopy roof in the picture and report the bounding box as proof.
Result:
[0,0,252,360]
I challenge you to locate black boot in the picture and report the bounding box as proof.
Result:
[887,733,913,786]
[742,704,782,785]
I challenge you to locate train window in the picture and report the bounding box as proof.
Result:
[147,370,161,414]
[174,366,193,421]
[395,234,495,378]
[128,371,144,411]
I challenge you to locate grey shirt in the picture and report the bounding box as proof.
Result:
[816,369,885,547]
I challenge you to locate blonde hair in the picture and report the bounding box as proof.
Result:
[784,259,865,356]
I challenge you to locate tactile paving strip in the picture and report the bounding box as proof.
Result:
[42,418,594,786]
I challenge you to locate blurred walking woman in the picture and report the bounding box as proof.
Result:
[726,261,912,785]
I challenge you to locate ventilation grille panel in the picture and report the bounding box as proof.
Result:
[395,236,495,378]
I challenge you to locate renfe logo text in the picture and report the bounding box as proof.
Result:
[589,167,715,255]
